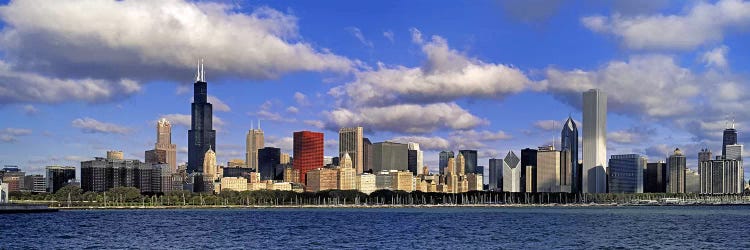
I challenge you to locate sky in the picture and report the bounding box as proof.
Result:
[0,0,749,182]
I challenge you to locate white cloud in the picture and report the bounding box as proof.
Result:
[702,46,729,68]
[0,0,354,84]
[581,0,750,50]
[533,120,558,131]
[542,55,700,118]
[324,102,487,134]
[347,27,373,48]
[22,104,38,115]
[71,118,130,135]
[409,27,423,43]
[0,127,32,143]
[250,101,296,123]
[389,136,450,151]
[266,136,293,152]
[330,29,531,107]
[286,106,299,114]
[383,30,395,43]
[304,120,325,129]
[608,126,655,144]
[294,92,309,106]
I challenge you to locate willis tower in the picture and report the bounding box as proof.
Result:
[188,61,216,173]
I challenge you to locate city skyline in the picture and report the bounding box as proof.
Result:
[2,0,750,183]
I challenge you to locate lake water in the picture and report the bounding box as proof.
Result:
[1,206,749,249]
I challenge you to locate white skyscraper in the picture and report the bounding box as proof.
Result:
[339,127,364,174]
[407,142,424,175]
[503,151,521,193]
[583,89,607,193]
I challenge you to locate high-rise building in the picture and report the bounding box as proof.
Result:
[456,153,466,175]
[459,150,478,175]
[520,148,537,193]
[203,146,217,181]
[81,157,167,193]
[188,62,216,173]
[293,131,324,185]
[45,166,75,193]
[561,116,580,193]
[488,158,503,191]
[155,118,177,171]
[439,151,454,175]
[145,149,167,165]
[280,153,291,165]
[725,144,743,161]
[503,151,521,192]
[608,154,644,193]
[306,168,337,192]
[357,173,377,194]
[699,158,743,194]
[107,150,123,160]
[667,148,686,193]
[363,138,373,172]
[722,123,737,157]
[372,142,408,172]
[258,147,281,181]
[23,175,46,193]
[536,146,571,193]
[246,122,264,171]
[407,142,424,175]
[698,148,712,162]
[644,161,667,193]
[338,153,356,190]
[339,127,364,174]
[583,89,607,193]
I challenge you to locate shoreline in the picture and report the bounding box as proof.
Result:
[50,202,750,210]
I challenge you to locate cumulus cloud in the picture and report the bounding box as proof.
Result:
[608,126,656,144]
[304,120,325,129]
[581,0,750,50]
[0,127,32,143]
[347,27,373,48]
[0,0,353,103]
[71,118,130,135]
[266,136,293,152]
[330,28,531,107]
[702,46,729,68]
[389,136,451,151]
[541,55,700,118]
[250,101,296,123]
[324,102,486,134]
[449,130,512,149]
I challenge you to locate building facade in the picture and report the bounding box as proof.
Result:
[407,142,424,175]
[339,127,364,174]
[459,150,478,175]
[258,147,281,181]
[439,151,454,175]
[372,142,408,172]
[293,131,324,185]
[667,148,686,193]
[503,151,521,192]
[608,154,644,193]
[583,89,607,193]
[644,161,667,193]
[561,116,580,193]
[246,124,264,171]
[188,63,216,173]
[520,148,537,193]
[155,118,177,171]
[46,166,75,193]
[488,158,502,191]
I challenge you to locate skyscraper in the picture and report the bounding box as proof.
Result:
[339,127,364,174]
[503,151,521,192]
[246,122,264,170]
[407,142,423,175]
[725,144,743,161]
[608,154,644,193]
[644,161,667,193]
[203,146,217,180]
[488,158,503,191]
[372,142,408,172]
[722,123,737,157]
[258,147,281,180]
[698,148,712,162]
[363,138,373,172]
[45,166,75,193]
[155,118,177,171]
[293,131,324,184]
[520,148,537,193]
[459,150,478,175]
[561,116,580,193]
[583,89,607,193]
[667,148,686,193]
[439,151,454,175]
[188,62,216,173]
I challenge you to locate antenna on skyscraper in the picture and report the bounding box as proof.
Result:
[258,119,261,130]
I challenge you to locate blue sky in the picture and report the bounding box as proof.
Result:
[1,0,749,181]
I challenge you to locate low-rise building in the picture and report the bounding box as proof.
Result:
[357,174,376,195]
[220,177,248,192]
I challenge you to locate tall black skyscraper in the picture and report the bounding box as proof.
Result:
[258,147,281,180]
[439,151,454,175]
[187,62,216,173]
[459,150,478,175]
[722,122,737,157]
[520,148,537,193]
[561,116,580,193]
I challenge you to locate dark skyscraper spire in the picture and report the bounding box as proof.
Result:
[561,115,580,193]
[722,117,737,158]
[188,60,216,173]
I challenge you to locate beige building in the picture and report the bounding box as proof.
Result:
[220,177,248,192]
[338,168,356,191]
[246,124,264,170]
[467,173,483,191]
[456,154,466,174]
[306,168,338,192]
[339,127,364,174]
[284,166,300,183]
[357,173,377,195]
[107,150,123,160]
[537,146,561,193]
[227,159,245,168]
[203,147,217,181]
[280,153,291,164]
[456,176,469,193]
[155,118,178,171]
[392,171,413,192]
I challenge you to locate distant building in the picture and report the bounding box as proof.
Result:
[722,124,737,157]
[488,158,503,191]
[337,154,356,190]
[227,159,246,168]
[363,138,373,172]
[145,149,167,165]
[246,123,264,171]
[475,165,484,175]
[283,166,301,184]
[46,166,75,193]
[306,168,337,192]
[561,116,580,193]
[459,150,478,175]
[258,147,281,181]
[503,151,521,193]
[583,89,607,193]
[667,148,686,193]
[203,147,217,181]
[280,153,291,165]
[698,148,712,162]
[725,144,743,161]
[536,146,571,193]
[339,127,364,174]
[0,183,8,203]
[520,148,537,193]
[392,171,413,192]
[155,118,177,171]
[467,173,483,191]
[407,142,424,175]
[23,175,46,193]
[188,64,216,173]
[357,173,376,195]
[685,168,700,193]
[81,157,169,193]
[106,150,123,160]
[372,142,408,172]
[608,154,644,193]
[220,177,248,192]
[222,167,253,178]
[644,161,667,193]
[439,151,454,175]
[700,158,743,194]
[293,131,324,185]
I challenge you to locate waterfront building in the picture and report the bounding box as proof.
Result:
[258,147,281,180]
[439,151,454,175]
[188,62,216,173]
[488,158,503,191]
[203,147,217,181]
[305,168,337,192]
[536,146,572,193]
[22,175,45,193]
[0,183,7,203]
[467,173,483,191]
[667,148,686,193]
[375,170,396,190]
[608,154,644,193]
[357,173,376,194]
[81,156,168,193]
[685,168,700,193]
[246,122,264,171]
[339,127,364,174]
[583,89,607,193]
[644,161,667,193]
[1,169,24,192]
[459,150,478,175]
[337,154,356,190]
[698,148,712,162]
[699,158,743,194]
[392,171,413,192]
[107,150,123,160]
[155,118,177,171]
[561,116,580,193]
[220,177,248,192]
[407,142,424,175]
[503,151,521,192]
[456,153,466,175]
[283,166,301,183]
[520,148,537,193]
[45,166,75,193]
[293,131,324,185]
[372,142,408,172]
